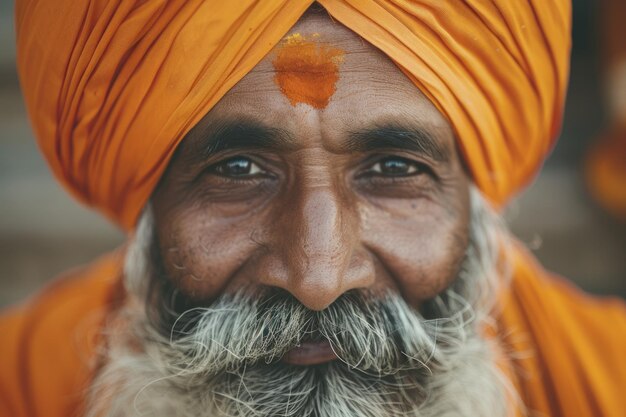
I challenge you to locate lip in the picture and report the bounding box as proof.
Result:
[282,340,338,366]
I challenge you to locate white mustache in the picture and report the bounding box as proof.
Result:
[148,289,475,379]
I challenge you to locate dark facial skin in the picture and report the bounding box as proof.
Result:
[151,13,471,313]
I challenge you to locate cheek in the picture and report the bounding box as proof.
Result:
[155,206,263,301]
[361,197,470,307]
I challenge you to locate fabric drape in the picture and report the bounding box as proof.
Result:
[15,0,571,229]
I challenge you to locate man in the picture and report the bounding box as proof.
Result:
[2,1,625,417]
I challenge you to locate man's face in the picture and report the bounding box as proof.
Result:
[92,14,510,417]
[151,13,471,318]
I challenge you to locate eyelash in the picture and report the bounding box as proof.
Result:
[205,154,434,183]
[208,156,269,180]
[358,156,431,178]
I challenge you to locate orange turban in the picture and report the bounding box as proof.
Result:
[16,0,571,230]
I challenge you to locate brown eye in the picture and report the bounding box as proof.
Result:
[212,156,263,177]
[370,157,420,176]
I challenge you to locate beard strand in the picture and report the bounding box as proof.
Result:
[86,187,515,417]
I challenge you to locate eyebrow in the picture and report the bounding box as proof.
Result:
[347,123,450,163]
[186,119,297,162]
[185,119,450,163]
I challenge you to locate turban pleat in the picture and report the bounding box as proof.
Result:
[16,0,570,230]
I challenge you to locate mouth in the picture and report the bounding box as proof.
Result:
[281,340,339,366]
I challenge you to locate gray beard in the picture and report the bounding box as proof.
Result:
[86,188,516,417]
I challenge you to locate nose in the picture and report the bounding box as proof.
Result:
[259,187,375,311]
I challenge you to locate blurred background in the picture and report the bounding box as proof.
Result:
[1,0,625,308]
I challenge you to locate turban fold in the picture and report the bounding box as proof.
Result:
[16,0,571,230]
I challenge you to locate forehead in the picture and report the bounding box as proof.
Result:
[191,11,455,150]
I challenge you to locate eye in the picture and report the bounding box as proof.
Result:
[368,157,422,176]
[211,156,264,177]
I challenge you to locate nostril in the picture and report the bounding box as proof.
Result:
[256,246,376,311]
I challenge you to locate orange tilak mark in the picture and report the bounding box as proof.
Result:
[273,33,344,109]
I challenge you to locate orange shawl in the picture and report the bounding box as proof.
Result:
[1,246,625,417]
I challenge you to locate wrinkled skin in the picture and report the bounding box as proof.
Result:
[151,12,471,312]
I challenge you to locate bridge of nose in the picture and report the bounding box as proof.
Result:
[259,185,374,310]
